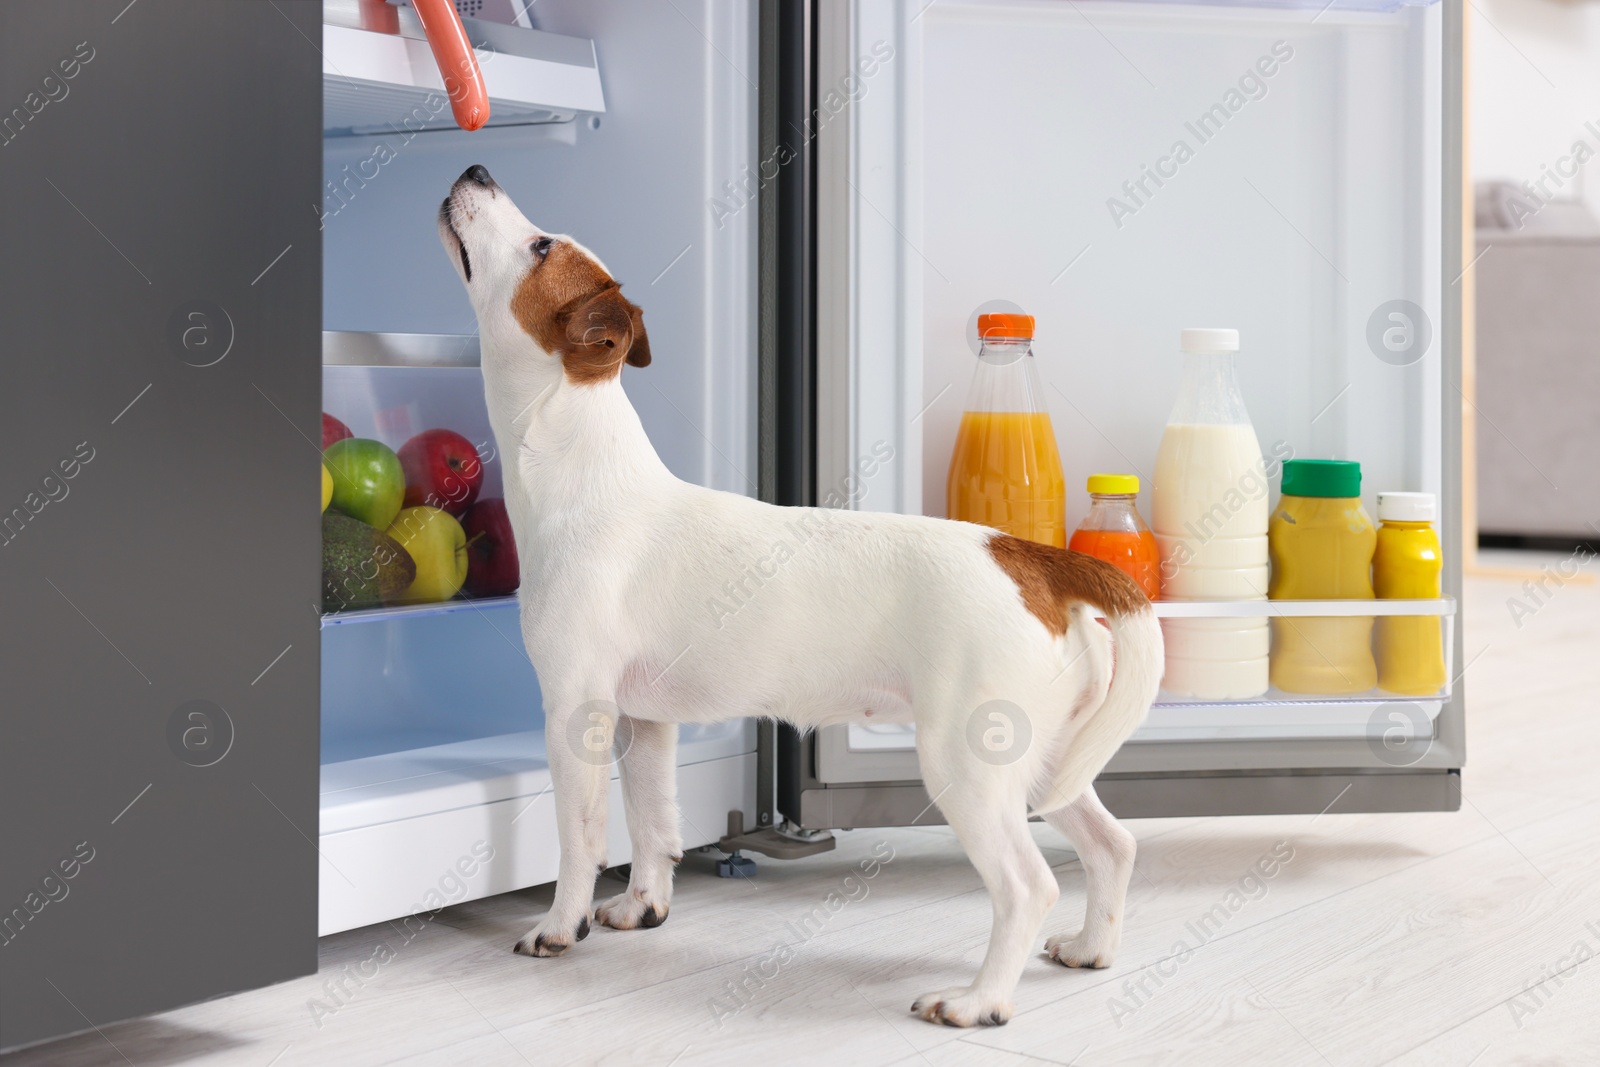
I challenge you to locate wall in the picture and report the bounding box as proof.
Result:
[1471,0,1600,219]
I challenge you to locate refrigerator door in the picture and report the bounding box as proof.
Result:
[0,2,321,1051]
[794,0,1464,825]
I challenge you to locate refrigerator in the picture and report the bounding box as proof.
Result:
[0,0,1462,1051]
[785,0,1464,829]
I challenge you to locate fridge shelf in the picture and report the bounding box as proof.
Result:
[1148,597,1456,619]
[320,594,517,628]
[322,0,605,137]
[323,330,480,368]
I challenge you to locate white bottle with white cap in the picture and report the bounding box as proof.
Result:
[1152,328,1270,700]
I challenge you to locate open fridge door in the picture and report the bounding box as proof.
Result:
[787,0,1465,826]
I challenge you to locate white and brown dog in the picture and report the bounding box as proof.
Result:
[438,164,1163,1027]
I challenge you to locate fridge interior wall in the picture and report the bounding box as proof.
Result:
[319,0,757,762]
[851,0,1444,535]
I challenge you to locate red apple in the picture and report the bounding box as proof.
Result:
[461,498,518,597]
[322,412,353,450]
[397,428,484,516]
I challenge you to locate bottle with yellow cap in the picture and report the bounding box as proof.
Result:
[1069,474,1159,599]
[946,312,1066,547]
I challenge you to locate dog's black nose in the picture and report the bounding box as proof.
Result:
[461,164,493,187]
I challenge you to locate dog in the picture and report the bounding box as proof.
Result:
[438,164,1163,1027]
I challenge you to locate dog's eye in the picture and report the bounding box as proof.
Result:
[532,237,554,260]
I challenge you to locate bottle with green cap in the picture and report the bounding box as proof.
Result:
[1268,459,1377,694]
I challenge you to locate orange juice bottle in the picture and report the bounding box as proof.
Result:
[1070,474,1160,599]
[946,313,1066,547]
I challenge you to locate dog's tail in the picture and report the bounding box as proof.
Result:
[987,534,1163,817]
[1032,597,1162,816]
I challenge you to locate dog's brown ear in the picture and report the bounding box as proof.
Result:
[625,303,651,368]
[561,286,648,382]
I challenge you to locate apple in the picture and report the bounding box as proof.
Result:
[324,438,405,531]
[321,462,333,513]
[397,428,484,516]
[322,412,353,450]
[461,498,518,597]
[385,506,469,603]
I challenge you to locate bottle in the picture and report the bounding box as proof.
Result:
[1373,491,1447,694]
[1070,474,1159,599]
[1152,328,1269,700]
[946,313,1066,547]
[1268,459,1377,694]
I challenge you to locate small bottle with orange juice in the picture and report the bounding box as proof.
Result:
[946,313,1067,547]
[1070,474,1160,599]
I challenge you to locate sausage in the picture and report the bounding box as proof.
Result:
[410,0,490,131]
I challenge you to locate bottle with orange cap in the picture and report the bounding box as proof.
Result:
[946,312,1067,547]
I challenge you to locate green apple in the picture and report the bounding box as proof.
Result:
[385,506,468,604]
[324,438,404,530]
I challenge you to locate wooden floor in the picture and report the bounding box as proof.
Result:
[7,552,1597,1066]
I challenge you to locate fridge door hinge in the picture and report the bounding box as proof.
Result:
[717,810,837,861]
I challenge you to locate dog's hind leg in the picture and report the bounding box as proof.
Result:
[1041,785,1136,969]
[910,778,1059,1027]
[596,715,682,930]
[513,689,616,957]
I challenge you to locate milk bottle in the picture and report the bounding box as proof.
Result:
[1152,328,1269,699]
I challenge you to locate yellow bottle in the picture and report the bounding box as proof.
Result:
[946,313,1067,547]
[1373,492,1446,694]
[1268,460,1376,694]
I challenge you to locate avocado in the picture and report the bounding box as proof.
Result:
[321,511,416,612]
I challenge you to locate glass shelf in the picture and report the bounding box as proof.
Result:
[1151,597,1456,618]
[323,331,480,368]
[321,594,517,628]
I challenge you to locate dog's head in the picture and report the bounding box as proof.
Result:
[439,164,650,385]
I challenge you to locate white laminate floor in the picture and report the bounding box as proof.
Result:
[6,553,1598,1067]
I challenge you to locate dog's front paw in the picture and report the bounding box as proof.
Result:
[1046,929,1116,969]
[512,914,591,958]
[910,987,1011,1028]
[595,889,668,931]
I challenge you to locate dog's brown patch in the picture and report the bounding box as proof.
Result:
[510,242,651,385]
[986,533,1148,637]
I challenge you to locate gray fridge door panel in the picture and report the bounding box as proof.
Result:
[0,1,321,1051]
